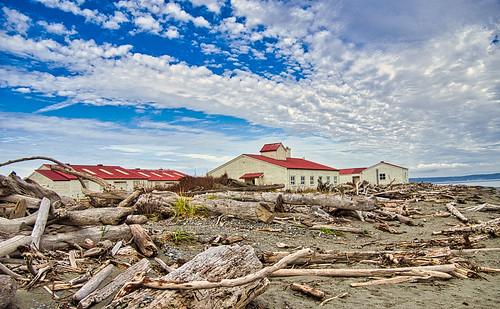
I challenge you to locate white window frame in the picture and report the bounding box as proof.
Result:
[300,176,305,185]
[379,173,386,180]
[318,176,323,183]
[290,175,296,185]
[310,176,314,185]
[326,176,330,183]
[334,176,338,184]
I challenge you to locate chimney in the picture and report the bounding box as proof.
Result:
[285,147,291,158]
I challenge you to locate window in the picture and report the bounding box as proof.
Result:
[379,173,386,180]
[300,176,305,185]
[318,176,323,183]
[310,176,314,185]
[290,175,296,185]
[326,176,330,183]
[334,176,338,184]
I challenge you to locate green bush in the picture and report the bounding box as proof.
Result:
[174,197,196,218]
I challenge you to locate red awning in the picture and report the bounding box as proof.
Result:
[239,172,264,179]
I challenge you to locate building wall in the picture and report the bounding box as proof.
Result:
[361,163,408,185]
[207,155,288,187]
[260,145,287,160]
[286,169,340,190]
[339,173,362,184]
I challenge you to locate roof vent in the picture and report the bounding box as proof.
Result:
[97,164,103,166]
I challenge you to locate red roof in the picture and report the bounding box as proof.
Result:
[239,172,264,179]
[339,168,367,175]
[132,169,187,181]
[245,154,338,171]
[260,143,284,152]
[36,165,187,181]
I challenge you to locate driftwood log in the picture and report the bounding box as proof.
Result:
[106,245,270,309]
[73,264,115,302]
[0,235,32,257]
[55,207,134,226]
[0,194,41,209]
[78,258,150,309]
[191,196,275,223]
[433,218,500,235]
[446,203,469,223]
[0,211,39,234]
[31,197,51,249]
[0,173,61,204]
[130,224,158,257]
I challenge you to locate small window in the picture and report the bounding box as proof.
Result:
[318,176,323,183]
[379,173,386,180]
[300,176,305,185]
[290,175,295,185]
[310,176,314,185]
[334,176,338,184]
[326,176,330,183]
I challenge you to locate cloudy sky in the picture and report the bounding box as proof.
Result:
[0,0,499,178]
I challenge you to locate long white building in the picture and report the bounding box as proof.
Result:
[339,161,409,185]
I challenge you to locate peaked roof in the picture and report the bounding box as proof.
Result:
[240,172,264,179]
[369,161,408,170]
[245,154,338,171]
[36,165,187,181]
[260,143,284,152]
[339,167,367,175]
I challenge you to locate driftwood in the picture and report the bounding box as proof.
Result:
[433,218,500,235]
[134,193,177,216]
[0,194,41,209]
[118,189,144,207]
[466,203,500,212]
[373,209,415,225]
[192,196,275,223]
[31,197,51,249]
[0,275,17,309]
[350,272,452,287]
[0,173,60,203]
[130,224,158,257]
[9,199,27,219]
[0,235,32,257]
[290,283,325,299]
[40,225,131,251]
[0,261,25,280]
[0,210,40,234]
[125,215,148,225]
[446,202,468,222]
[271,264,458,278]
[78,258,150,309]
[55,207,133,226]
[106,245,273,309]
[73,264,115,302]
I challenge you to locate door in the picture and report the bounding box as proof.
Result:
[352,176,360,184]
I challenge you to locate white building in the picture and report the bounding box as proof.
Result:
[339,161,409,185]
[207,143,340,190]
[28,164,186,199]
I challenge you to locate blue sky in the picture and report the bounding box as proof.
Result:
[0,0,499,177]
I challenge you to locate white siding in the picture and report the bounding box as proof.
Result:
[361,163,408,185]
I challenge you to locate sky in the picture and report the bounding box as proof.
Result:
[0,0,499,178]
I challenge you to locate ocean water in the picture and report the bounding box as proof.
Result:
[434,180,500,188]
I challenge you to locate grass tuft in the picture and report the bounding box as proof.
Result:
[174,197,196,218]
[171,230,195,244]
[319,227,345,237]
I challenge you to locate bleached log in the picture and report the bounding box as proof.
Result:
[433,218,500,235]
[0,235,32,257]
[350,272,452,287]
[191,196,275,223]
[55,207,133,226]
[9,199,27,219]
[73,264,115,302]
[40,224,131,251]
[373,209,415,225]
[466,203,500,212]
[133,193,178,216]
[118,189,144,207]
[271,264,457,278]
[78,258,150,309]
[31,197,51,249]
[0,261,25,280]
[125,215,148,225]
[446,203,468,223]
[0,211,40,233]
[130,224,157,257]
[105,245,276,309]
[290,283,325,299]
[0,194,41,209]
[0,173,61,203]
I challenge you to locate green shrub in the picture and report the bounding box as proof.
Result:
[171,230,195,244]
[174,197,196,218]
[319,227,345,237]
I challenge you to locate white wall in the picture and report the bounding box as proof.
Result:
[260,145,287,160]
[286,169,340,190]
[339,173,362,184]
[362,163,408,185]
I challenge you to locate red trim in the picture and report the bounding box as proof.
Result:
[245,154,338,171]
[339,168,367,175]
[260,143,284,152]
[239,172,264,179]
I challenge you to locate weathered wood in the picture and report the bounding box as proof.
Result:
[78,258,150,309]
[125,215,148,225]
[118,189,144,207]
[0,235,32,257]
[373,209,415,225]
[40,225,131,251]
[466,203,500,212]
[271,264,457,278]
[290,283,325,299]
[0,173,60,203]
[0,194,41,209]
[31,197,51,249]
[133,193,177,216]
[154,257,175,274]
[9,199,27,219]
[446,202,468,223]
[433,218,500,235]
[191,196,275,223]
[130,224,158,257]
[350,271,452,287]
[105,245,271,309]
[55,207,134,226]
[73,264,115,302]
[0,261,25,280]
[0,275,17,309]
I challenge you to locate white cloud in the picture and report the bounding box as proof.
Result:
[134,14,162,33]
[192,16,210,28]
[37,20,76,36]
[2,7,31,35]
[190,0,225,14]
[200,43,222,54]
[164,27,180,39]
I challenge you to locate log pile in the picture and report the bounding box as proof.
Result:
[0,156,499,308]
